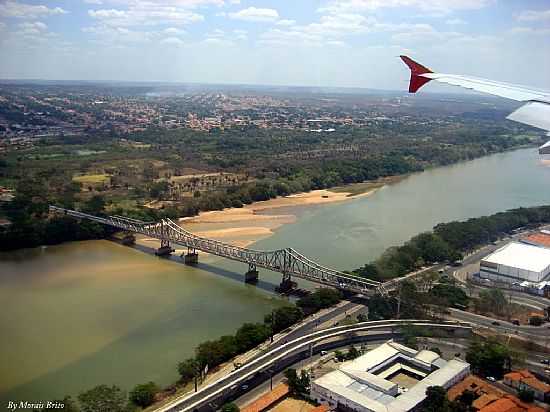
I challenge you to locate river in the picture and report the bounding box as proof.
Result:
[1,147,549,404]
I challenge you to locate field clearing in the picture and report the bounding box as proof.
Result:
[106,198,138,212]
[267,398,317,412]
[72,174,110,184]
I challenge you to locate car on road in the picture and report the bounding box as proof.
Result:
[486,376,496,382]
[491,321,500,326]
[541,359,550,365]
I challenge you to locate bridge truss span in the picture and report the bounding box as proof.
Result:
[50,206,380,293]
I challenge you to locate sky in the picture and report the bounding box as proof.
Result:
[0,0,549,90]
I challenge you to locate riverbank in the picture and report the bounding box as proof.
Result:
[133,178,400,253]
[178,177,402,249]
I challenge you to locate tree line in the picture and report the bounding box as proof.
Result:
[176,288,341,388]
[353,205,550,281]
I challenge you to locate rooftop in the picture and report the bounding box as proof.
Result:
[478,394,546,412]
[481,242,550,273]
[505,369,550,393]
[313,341,469,412]
[522,232,550,249]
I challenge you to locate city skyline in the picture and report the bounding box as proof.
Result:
[0,1,550,91]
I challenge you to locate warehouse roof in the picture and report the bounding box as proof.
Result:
[482,242,550,273]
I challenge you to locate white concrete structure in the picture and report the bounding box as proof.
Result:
[310,341,469,412]
[480,242,550,284]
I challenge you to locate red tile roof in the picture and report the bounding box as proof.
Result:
[241,383,289,412]
[523,233,550,248]
[479,395,546,412]
[505,370,550,393]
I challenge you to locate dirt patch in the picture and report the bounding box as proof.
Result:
[267,398,318,412]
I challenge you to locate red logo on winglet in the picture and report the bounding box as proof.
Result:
[400,55,433,93]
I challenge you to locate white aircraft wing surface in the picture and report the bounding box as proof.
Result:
[400,55,550,153]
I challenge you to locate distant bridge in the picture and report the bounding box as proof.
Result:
[50,206,382,294]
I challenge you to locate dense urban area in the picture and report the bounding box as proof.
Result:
[1,82,549,412]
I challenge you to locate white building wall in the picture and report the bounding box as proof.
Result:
[480,264,549,284]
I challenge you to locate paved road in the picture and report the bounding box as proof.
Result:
[421,337,549,374]
[469,284,549,309]
[152,299,362,411]
[154,320,470,412]
[447,308,550,344]
[280,300,364,343]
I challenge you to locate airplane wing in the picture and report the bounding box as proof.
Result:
[400,55,550,154]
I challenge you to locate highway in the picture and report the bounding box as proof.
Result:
[153,320,471,412]
[447,308,550,343]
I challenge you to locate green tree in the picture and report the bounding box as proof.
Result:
[77,385,128,412]
[149,181,170,199]
[334,350,346,362]
[367,294,396,320]
[466,338,510,379]
[264,306,304,334]
[476,289,508,315]
[83,195,106,215]
[221,403,240,412]
[284,368,310,396]
[429,284,469,308]
[297,288,342,314]
[234,323,270,352]
[346,346,360,360]
[422,386,450,412]
[177,358,200,383]
[129,381,158,408]
[195,337,236,368]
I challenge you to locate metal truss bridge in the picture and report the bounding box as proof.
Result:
[50,206,381,294]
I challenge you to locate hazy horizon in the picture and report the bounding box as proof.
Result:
[0,0,549,92]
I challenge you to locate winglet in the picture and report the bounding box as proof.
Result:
[400,55,433,93]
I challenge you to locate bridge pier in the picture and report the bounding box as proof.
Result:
[121,233,135,246]
[155,239,174,256]
[276,272,296,294]
[183,247,199,265]
[244,263,259,284]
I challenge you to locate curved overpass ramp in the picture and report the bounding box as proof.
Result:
[154,320,472,412]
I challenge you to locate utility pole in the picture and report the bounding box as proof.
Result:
[194,361,201,392]
[270,309,275,343]
[396,283,402,319]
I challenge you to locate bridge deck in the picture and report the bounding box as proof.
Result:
[50,206,381,293]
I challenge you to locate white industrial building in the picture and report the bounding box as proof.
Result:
[479,242,550,284]
[310,341,470,412]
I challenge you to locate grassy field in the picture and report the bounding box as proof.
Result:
[106,198,139,212]
[72,174,111,184]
